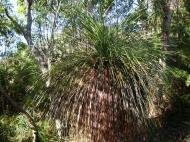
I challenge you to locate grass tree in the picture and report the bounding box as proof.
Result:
[36,7,163,141]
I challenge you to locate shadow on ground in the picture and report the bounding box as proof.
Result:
[151,94,190,142]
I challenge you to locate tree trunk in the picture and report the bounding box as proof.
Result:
[159,0,173,68]
[161,0,172,51]
[26,0,33,46]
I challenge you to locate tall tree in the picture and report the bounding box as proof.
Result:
[161,0,173,51]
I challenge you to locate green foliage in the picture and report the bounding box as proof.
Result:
[169,0,190,91]
[0,114,59,142]
[0,43,41,112]
[17,0,25,13]
[37,120,59,142]
[0,114,32,142]
[171,68,189,81]
[184,0,190,13]
[186,75,190,87]
[0,3,13,38]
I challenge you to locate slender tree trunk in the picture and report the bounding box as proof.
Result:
[26,0,33,46]
[159,0,173,68]
[161,0,172,51]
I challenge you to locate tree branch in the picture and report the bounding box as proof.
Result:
[4,8,26,37]
[103,1,114,17]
